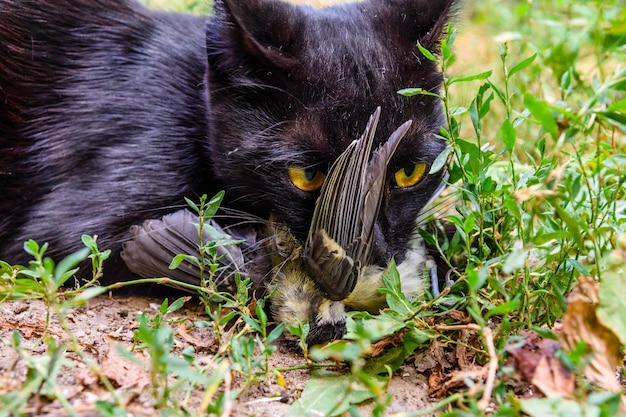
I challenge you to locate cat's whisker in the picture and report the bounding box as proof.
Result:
[416,193,458,224]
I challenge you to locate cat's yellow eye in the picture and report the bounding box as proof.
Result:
[393,162,428,188]
[288,165,326,192]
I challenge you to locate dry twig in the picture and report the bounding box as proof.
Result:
[434,324,497,409]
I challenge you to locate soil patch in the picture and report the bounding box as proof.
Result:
[0,295,436,416]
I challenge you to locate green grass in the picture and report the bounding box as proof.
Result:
[1,0,625,416]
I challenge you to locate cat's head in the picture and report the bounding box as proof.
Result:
[205,0,456,266]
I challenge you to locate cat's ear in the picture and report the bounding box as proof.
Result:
[206,0,303,76]
[367,0,459,55]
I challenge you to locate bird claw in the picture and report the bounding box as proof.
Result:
[303,229,356,301]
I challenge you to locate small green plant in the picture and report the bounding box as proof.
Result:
[122,297,212,409]
[0,333,72,417]
[170,192,242,290]
[0,236,112,338]
[288,320,311,360]
[0,237,123,416]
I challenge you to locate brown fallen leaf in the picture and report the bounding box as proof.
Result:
[100,339,151,389]
[177,321,216,350]
[1,319,65,339]
[456,330,479,369]
[442,365,489,395]
[531,354,576,398]
[425,324,498,408]
[448,310,471,323]
[429,337,453,370]
[413,348,439,373]
[507,331,575,397]
[560,276,624,400]
[428,364,445,397]
[368,330,406,357]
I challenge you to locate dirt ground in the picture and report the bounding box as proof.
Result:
[0,295,439,416]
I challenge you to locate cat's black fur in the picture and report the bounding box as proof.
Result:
[0,0,455,283]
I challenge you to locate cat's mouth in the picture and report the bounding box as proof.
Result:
[299,107,412,302]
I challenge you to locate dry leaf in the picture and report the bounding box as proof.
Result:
[455,330,478,369]
[507,331,575,397]
[369,330,406,357]
[100,339,151,389]
[428,364,445,397]
[448,310,471,323]
[429,338,453,369]
[561,276,623,394]
[413,349,439,372]
[177,321,215,349]
[442,365,489,393]
[530,354,575,397]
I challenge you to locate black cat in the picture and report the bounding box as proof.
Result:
[0,0,456,342]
